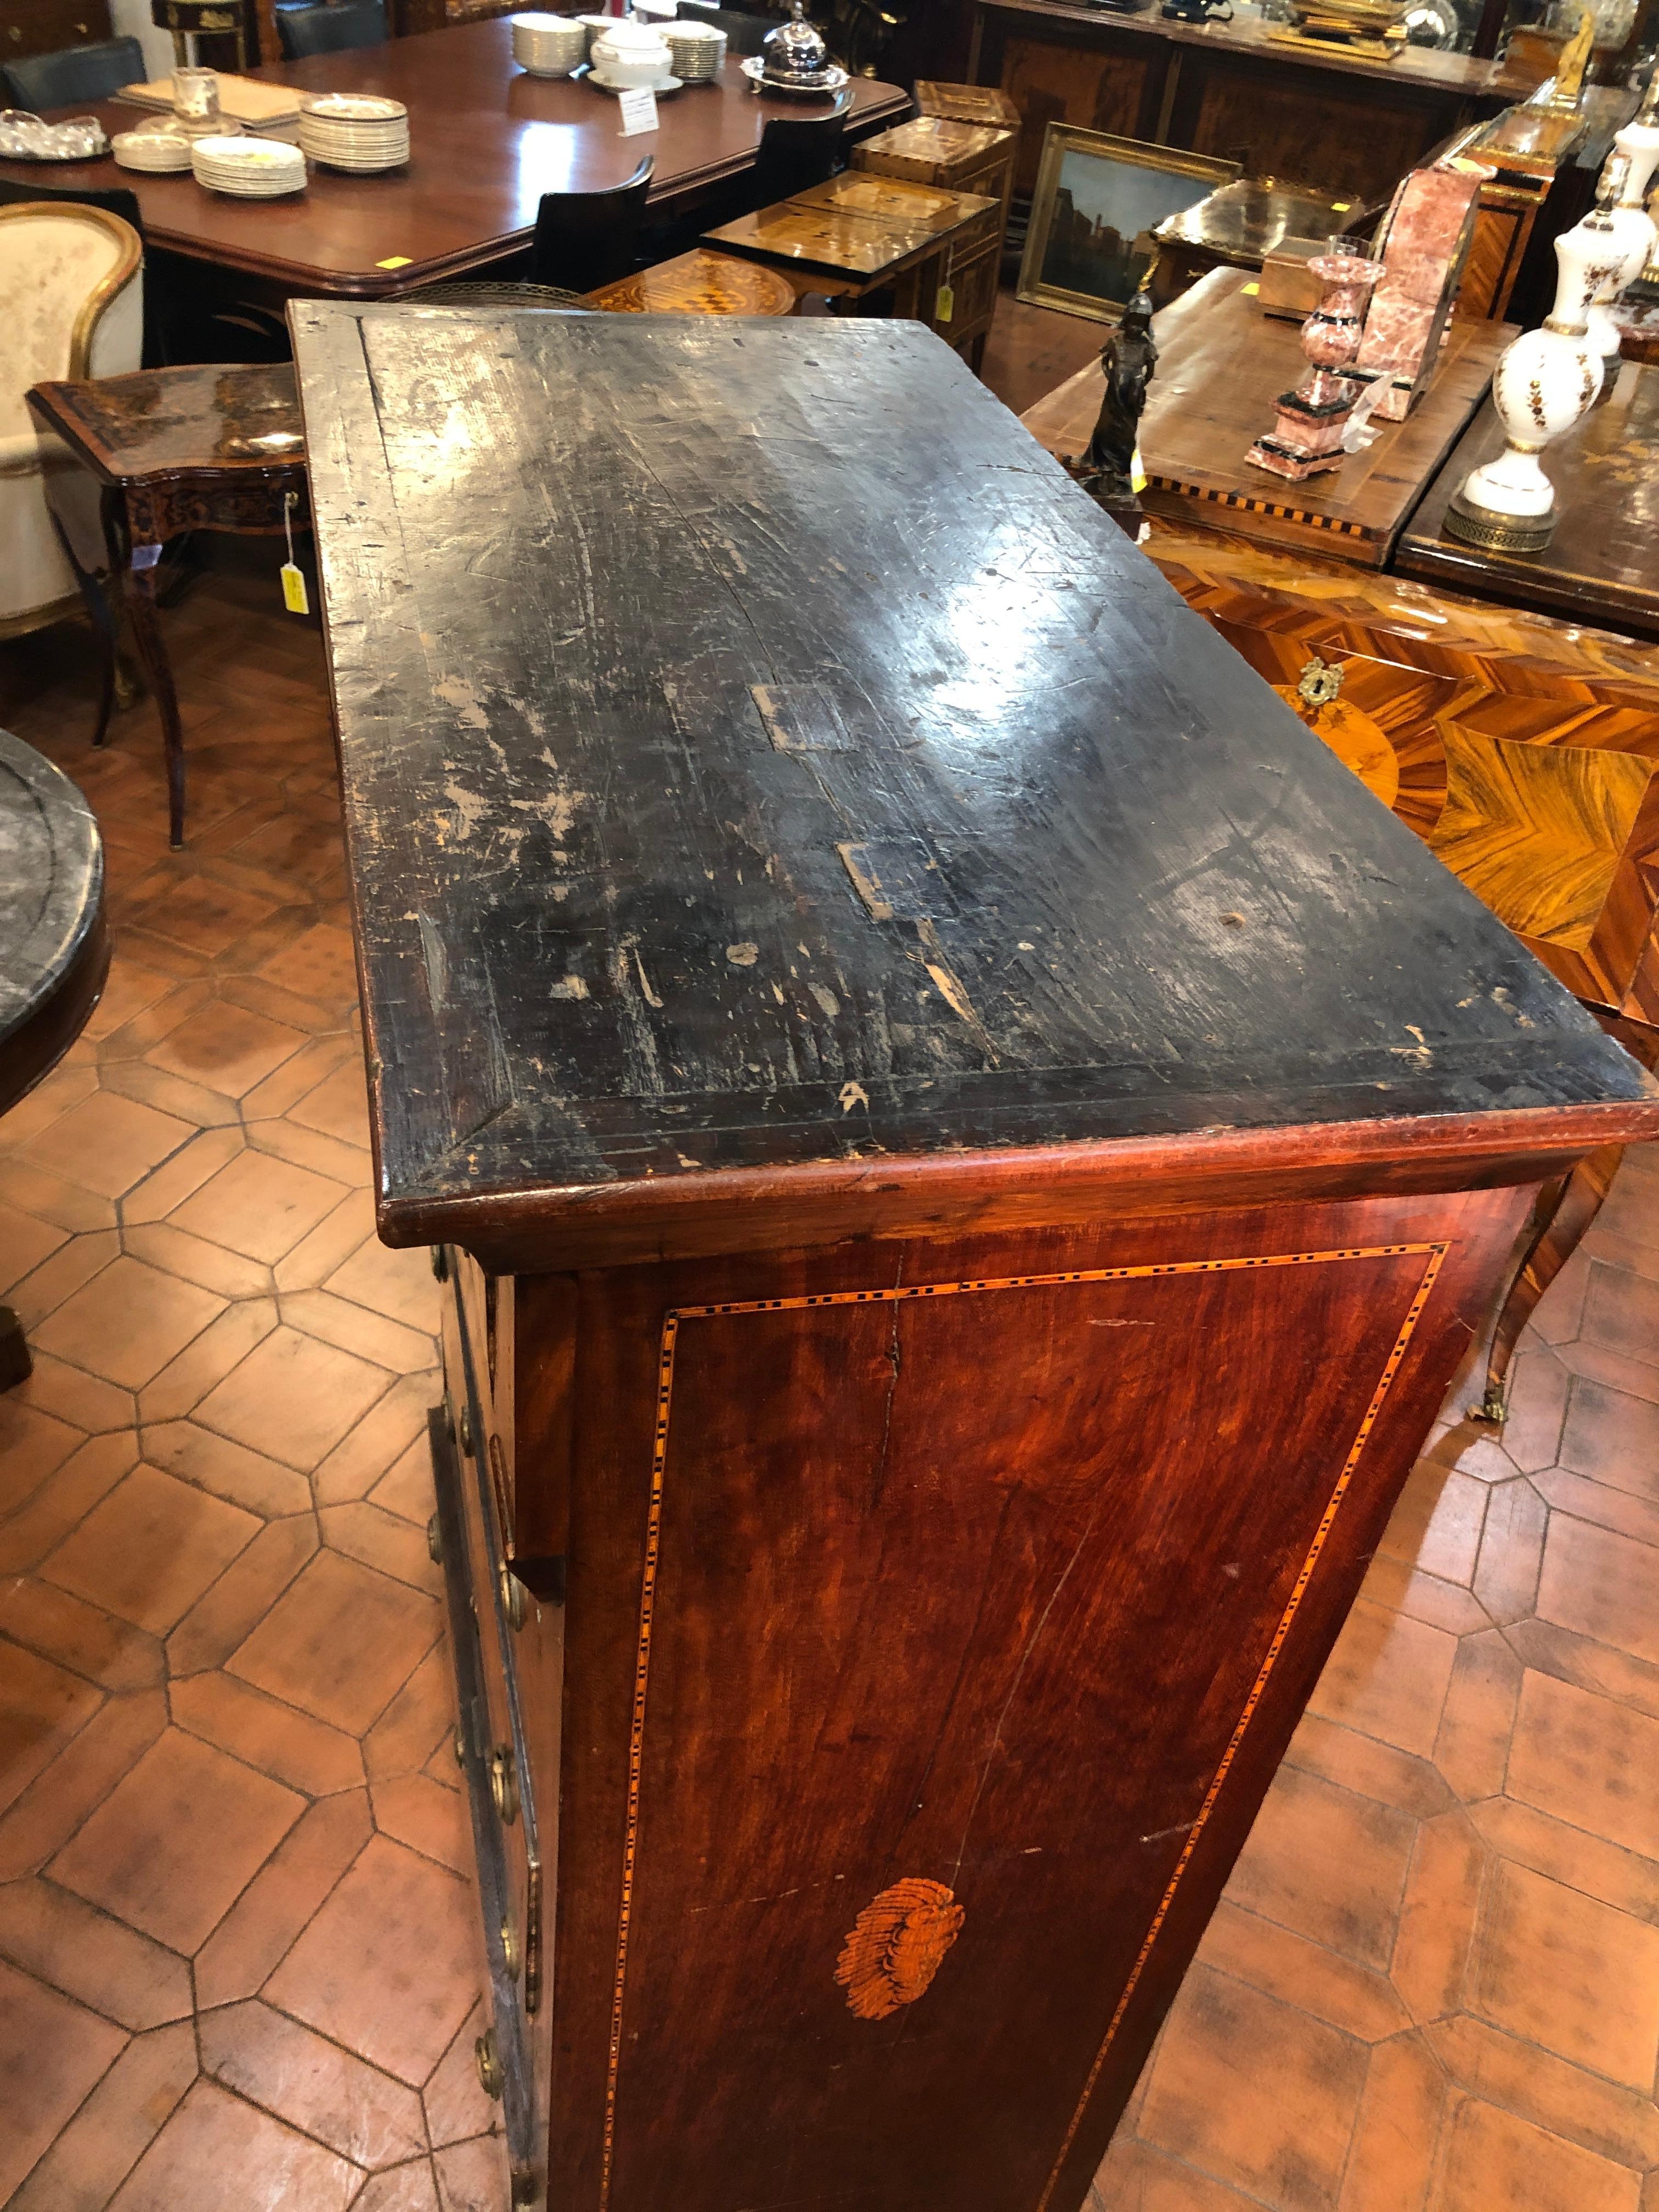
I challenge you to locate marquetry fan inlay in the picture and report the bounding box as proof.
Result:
[1271,689,1400,809]
[1427,728,1655,952]
[834,1878,965,2021]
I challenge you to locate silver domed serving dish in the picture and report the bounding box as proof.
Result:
[740,1,848,93]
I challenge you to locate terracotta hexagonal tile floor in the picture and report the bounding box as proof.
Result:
[8,557,1659,2211]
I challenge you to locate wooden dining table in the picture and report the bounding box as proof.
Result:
[0,18,908,301]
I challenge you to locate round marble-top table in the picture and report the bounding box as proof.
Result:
[0,729,108,1386]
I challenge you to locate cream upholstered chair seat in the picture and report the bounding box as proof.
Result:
[0,203,143,641]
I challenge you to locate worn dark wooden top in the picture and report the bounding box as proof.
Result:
[0,731,108,1120]
[27,364,303,486]
[1396,358,1659,642]
[292,304,1659,1261]
[0,22,905,298]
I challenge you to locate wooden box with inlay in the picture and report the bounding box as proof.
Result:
[291,302,1659,2212]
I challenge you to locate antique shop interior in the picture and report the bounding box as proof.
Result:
[7,0,1659,2204]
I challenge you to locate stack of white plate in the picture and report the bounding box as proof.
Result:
[663,18,725,80]
[297,93,410,172]
[510,13,588,74]
[112,127,195,173]
[190,134,308,196]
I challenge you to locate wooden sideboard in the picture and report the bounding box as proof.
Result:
[966,0,1508,210]
[1022,269,1511,567]
[294,300,1659,2212]
[1147,532,1659,1418]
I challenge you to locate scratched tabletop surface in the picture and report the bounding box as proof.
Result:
[291,305,1654,1242]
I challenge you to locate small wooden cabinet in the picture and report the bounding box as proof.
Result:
[294,302,1659,2212]
[851,112,1016,367]
[3,0,113,62]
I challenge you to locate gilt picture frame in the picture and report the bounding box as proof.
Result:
[1017,124,1241,324]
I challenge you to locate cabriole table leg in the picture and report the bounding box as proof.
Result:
[122,537,189,849]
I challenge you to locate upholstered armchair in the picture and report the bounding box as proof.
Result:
[0,203,142,644]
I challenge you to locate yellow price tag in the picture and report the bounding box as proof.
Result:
[376,255,414,270]
[280,562,309,616]
[1331,201,1352,212]
[935,281,955,324]
[1130,444,1147,495]
[1242,281,1260,296]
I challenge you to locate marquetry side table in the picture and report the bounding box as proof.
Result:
[585,249,797,317]
[0,729,108,1387]
[703,172,1000,332]
[26,362,308,850]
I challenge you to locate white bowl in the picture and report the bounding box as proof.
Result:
[590,24,670,81]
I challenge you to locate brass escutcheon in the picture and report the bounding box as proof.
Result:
[1296,654,1345,712]
[501,1916,520,1980]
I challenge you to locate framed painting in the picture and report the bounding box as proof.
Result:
[1017,125,1240,323]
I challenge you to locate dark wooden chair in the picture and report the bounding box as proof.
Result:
[680,4,777,53]
[273,0,387,59]
[529,156,656,294]
[749,95,851,205]
[2,36,144,109]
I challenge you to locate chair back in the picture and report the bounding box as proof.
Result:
[0,202,143,439]
[2,36,145,111]
[0,179,166,366]
[750,94,851,205]
[274,0,389,59]
[682,5,776,53]
[531,156,655,295]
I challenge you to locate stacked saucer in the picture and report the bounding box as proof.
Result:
[297,93,410,172]
[510,13,588,72]
[663,18,726,79]
[112,124,196,173]
[190,134,307,196]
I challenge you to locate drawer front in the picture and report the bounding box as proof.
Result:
[943,239,1000,337]
[943,198,1001,264]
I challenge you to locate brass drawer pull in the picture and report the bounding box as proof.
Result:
[491,1744,519,1826]
[426,1513,443,1566]
[499,1559,527,1632]
[475,2027,504,2100]
[501,1916,520,1980]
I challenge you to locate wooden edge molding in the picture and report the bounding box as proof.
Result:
[381,1099,1659,1273]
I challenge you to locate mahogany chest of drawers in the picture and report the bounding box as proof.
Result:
[292,302,1659,2212]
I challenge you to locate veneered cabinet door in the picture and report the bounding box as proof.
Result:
[546,1189,1528,2212]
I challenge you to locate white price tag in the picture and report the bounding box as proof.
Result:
[618,87,658,137]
